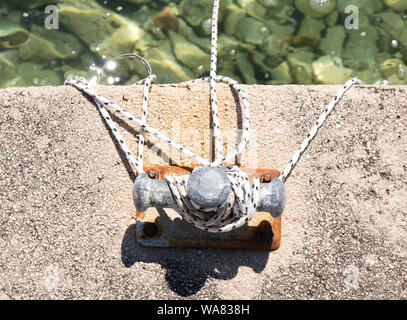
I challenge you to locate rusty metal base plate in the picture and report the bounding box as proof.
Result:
[136,166,281,251]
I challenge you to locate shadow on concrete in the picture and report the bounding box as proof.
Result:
[121,224,269,297]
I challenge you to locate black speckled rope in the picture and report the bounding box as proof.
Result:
[64,74,252,170]
[65,0,361,233]
[65,0,260,233]
[279,77,362,182]
[209,0,222,160]
[163,0,260,233]
[166,164,259,233]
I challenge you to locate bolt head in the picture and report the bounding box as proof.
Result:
[261,173,273,183]
[187,166,231,210]
[147,169,158,179]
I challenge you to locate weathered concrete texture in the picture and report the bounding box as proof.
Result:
[0,83,406,300]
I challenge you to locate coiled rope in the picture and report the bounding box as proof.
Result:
[65,0,361,233]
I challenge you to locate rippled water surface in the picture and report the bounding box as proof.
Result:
[1,0,407,87]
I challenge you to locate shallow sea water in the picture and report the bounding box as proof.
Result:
[1,0,407,87]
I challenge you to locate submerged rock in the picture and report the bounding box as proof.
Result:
[249,48,276,76]
[0,23,30,50]
[266,19,296,38]
[236,51,257,84]
[343,26,378,70]
[18,26,82,62]
[217,50,241,82]
[319,26,346,56]
[144,40,195,83]
[287,50,315,84]
[384,0,407,12]
[217,35,242,60]
[313,55,354,84]
[259,0,296,24]
[169,31,210,76]
[379,59,407,81]
[0,52,16,86]
[325,10,338,26]
[294,0,336,18]
[180,0,226,27]
[293,16,325,47]
[11,0,52,9]
[381,59,407,84]
[355,69,383,85]
[237,17,269,45]
[245,0,268,21]
[17,62,61,86]
[242,0,295,25]
[386,74,407,85]
[59,2,145,58]
[398,26,407,48]
[374,12,404,37]
[153,7,179,33]
[223,3,246,37]
[268,61,293,84]
[337,0,382,15]
[261,35,283,64]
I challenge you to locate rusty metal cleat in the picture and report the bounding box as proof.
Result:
[133,166,285,218]
[134,166,285,251]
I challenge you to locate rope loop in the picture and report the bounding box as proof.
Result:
[165,165,260,233]
[65,0,362,232]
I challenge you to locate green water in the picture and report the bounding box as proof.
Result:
[1,0,407,88]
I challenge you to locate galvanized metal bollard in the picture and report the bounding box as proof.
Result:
[186,166,231,211]
[133,166,285,218]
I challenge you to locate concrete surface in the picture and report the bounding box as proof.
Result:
[0,83,406,300]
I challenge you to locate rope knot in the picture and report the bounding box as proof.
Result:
[165,165,260,233]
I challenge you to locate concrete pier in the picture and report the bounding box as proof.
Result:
[0,83,406,299]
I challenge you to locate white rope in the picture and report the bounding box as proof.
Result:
[209,0,223,160]
[65,0,259,233]
[65,0,361,233]
[279,77,362,182]
[166,165,259,233]
[64,75,252,170]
